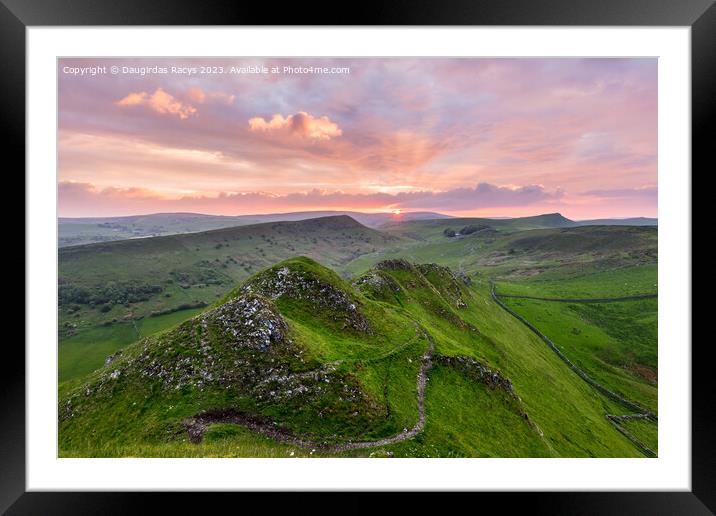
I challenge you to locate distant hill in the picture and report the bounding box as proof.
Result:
[58,210,453,247]
[344,219,658,281]
[59,210,657,247]
[572,217,657,227]
[381,212,575,242]
[477,225,658,270]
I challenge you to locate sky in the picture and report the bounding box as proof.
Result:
[58,58,657,219]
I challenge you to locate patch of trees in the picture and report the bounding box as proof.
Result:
[59,281,163,307]
[459,224,489,235]
[148,301,208,317]
[444,224,492,238]
[170,267,224,286]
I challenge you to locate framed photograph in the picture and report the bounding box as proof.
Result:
[7,0,711,512]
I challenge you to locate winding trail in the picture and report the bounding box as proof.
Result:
[185,332,435,452]
[491,282,657,457]
[185,284,656,455]
[495,293,657,303]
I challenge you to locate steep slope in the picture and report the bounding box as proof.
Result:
[354,260,651,457]
[60,257,649,458]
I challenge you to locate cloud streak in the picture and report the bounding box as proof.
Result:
[579,186,657,198]
[58,181,564,217]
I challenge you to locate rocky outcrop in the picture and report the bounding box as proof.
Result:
[456,270,472,286]
[242,265,372,333]
[353,270,403,301]
[104,349,123,366]
[435,354,516,395]
[416,264,468,308]
[212,294,288,353]
[368,260,469,309]
[373,259,415,272]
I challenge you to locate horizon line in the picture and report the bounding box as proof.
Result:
[57,209,658,222]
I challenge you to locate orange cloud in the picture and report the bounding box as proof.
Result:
[186,87,206,104]
[117,88,197,119]
[248,111,342,140]
[186,87,235,105]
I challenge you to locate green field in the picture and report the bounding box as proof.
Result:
[58,214,658,458]
[59,323,139,383]
[618,417,658,453]
[493,260,657,415]
[499,297,657,412]
[59,307,207,383]
[496,264,658,298]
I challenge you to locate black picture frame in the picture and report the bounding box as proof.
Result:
[4,0,710,513]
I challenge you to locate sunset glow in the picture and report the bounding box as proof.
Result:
[58,58,657,219]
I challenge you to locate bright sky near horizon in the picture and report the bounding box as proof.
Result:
[58,57,657,219]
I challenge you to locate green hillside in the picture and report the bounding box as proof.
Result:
[59,257,652,458]
[381,212,574,242]
[344,223,657,280]
[58,216,658,384]
[58,216,403,380]
[496,264,658,298]
[59,210,453,247]
[57,213,658,458]
[498,297,657,411]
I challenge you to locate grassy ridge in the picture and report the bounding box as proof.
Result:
[60,256,649,457]
[59,323,139,383]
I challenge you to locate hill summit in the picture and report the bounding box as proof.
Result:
[59,256,543,456]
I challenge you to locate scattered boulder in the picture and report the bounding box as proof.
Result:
[435,354,516,396]
[241,261,372,334]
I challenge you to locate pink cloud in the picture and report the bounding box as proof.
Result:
[249,112,342,140]
[186,87,235,105]
[57,180,567,218]
[59,58,657,219]
[117,88,197,119]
